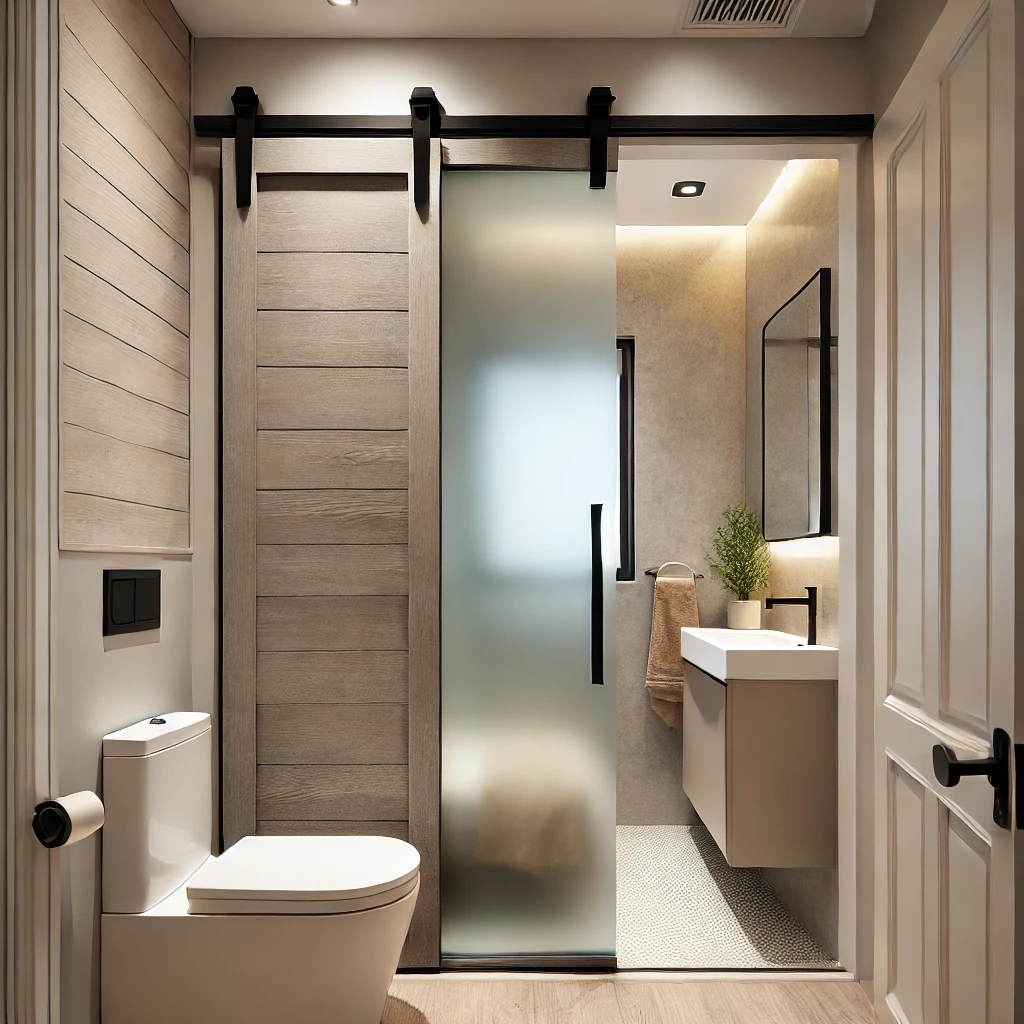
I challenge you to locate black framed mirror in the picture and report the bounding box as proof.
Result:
[761,268,836,542]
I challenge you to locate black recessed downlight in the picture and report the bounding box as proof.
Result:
[672,180,706,198]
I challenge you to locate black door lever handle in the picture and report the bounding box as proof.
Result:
[932,727,1010,829]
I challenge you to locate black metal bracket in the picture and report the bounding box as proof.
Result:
[410,87,442,216]
[586,87,615,190]
[231,86,259,209]
[933,727,1011,830]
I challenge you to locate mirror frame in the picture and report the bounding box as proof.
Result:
[760,267,833,542]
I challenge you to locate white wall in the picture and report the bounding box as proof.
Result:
[193,37,871,117]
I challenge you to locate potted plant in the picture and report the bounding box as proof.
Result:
[708,503,771,630]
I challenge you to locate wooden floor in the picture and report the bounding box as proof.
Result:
[384,977,877,1023]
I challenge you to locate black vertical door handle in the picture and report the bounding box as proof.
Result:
[933,727,1011,829]
[591,504,604,685]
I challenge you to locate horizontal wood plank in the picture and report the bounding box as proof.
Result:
[257,704,409,765]
[256,820,409,840]
[62,365,188,459]
[62,423,188,511]
[61,147,188,288]
[60,490,188,550]
[62,260,189,375]
[63,312,188,413]
[257,544,409,597]
[63,0,189,170]
[60,92,189,249]
[257,764,409,821]
[257,311,408,367]
[62,203,189,333]
[257,490,408,545]
[257,368,408,429]
[143,0,189,60]
[257,431,408,490]
[90,0,190,119]
[61,27,189,208]
[257,596,409,651]
[254,138,411,176]
[257,253,409,311]
[258,189,409,253]
[257,651,409,704]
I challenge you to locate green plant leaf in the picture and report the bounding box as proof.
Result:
[707,503,771,602]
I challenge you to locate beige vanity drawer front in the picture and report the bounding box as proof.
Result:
[681,663,837,869]
[682,665,728,856]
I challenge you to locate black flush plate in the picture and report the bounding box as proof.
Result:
[103,569,161,636]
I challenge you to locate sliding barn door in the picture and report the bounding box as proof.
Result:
[221,136,440,966]
[873,1,1018,1020]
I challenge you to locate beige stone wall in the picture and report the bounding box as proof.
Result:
[616,227,747,826]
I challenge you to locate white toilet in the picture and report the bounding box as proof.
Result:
[100,712,419,1024]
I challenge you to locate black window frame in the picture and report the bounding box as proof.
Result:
[617,336,636,582]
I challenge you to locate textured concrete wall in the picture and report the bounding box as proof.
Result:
[616,227,747,826]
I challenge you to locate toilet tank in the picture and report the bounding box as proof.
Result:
[102,712,212,913]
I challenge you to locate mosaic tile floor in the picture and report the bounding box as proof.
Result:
[616,825,841,970]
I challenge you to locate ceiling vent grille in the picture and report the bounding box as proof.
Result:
[677,0,806,36]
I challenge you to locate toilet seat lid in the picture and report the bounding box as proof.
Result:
[186,835,420,906]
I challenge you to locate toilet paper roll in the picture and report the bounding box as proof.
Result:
[32,791,104,849]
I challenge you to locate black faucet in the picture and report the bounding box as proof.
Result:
[765,586,818,646]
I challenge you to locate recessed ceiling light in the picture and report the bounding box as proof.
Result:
[327,0,357,6]
[672,180,706,198]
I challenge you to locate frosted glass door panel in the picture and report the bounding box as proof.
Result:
[441,171,618,960]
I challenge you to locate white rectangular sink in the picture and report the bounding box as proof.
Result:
[680,627,838,682]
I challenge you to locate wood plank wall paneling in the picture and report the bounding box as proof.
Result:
[59,0,191,552]
[224,137,439,965]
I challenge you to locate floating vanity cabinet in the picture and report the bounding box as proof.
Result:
[682,663,837,868]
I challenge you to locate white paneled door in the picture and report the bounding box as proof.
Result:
[873,1,1018,1021]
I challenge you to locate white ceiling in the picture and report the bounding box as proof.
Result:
[617,157,786,227]
[172,0,876,40]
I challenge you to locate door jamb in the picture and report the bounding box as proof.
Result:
[617,138,874,981]
[6,0,59,1020]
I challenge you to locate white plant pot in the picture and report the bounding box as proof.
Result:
[728,600,761,630]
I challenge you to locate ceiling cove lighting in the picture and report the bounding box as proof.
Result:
[672,180,706,198]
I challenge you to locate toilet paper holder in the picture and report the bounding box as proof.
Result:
[32,791,104,849]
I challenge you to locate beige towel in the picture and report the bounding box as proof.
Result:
[645,575,699,729]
